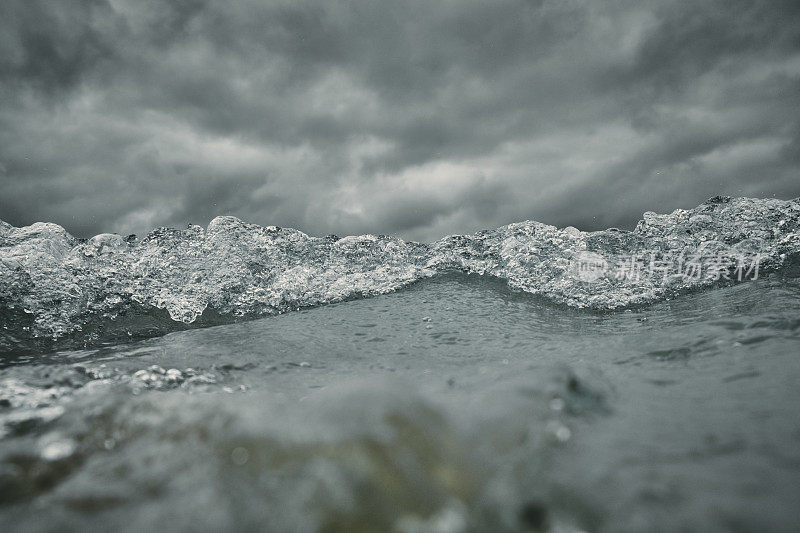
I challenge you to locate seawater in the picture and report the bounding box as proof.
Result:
[1,196,800,532]
[0,274,799,532]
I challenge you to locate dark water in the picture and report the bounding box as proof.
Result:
[2,197,799,531]
[2,273,800,532]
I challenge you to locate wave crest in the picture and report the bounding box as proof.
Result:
[1,196,799,349]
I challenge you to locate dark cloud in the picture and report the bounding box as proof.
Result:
[1,0,798,240]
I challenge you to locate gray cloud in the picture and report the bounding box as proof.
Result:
[1,0,798,241]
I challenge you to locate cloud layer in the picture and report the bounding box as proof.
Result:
[1,0,799,240]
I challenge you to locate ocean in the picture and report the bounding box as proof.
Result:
[1,196,799,532]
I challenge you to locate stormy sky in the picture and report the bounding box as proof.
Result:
[1,0,798,241]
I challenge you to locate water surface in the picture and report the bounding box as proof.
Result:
[2,273,799,532]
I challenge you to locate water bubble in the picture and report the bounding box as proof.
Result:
[549,398,565,412]
[545,420,572,442]
[231,447,249,466]
[165,369,184,383]
[40,436,76,461]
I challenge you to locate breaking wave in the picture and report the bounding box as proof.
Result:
[1,196,799,353]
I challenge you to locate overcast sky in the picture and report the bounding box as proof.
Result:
[1,0,798,241]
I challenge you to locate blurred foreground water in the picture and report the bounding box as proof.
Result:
[1,273,800,532]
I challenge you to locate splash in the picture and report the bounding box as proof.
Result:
[1,196,798,350]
